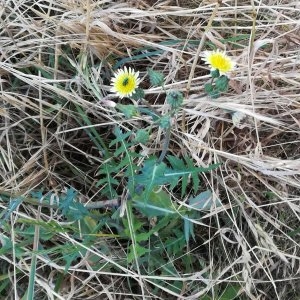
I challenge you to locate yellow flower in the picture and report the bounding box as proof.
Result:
[110,67,141,98]
[202,49,235,75]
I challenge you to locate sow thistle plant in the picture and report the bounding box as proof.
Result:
[106,60,231,207]
[202,49,235,99]
[202,49,245,126]
[95,49,236,265]
[98,65,221,263]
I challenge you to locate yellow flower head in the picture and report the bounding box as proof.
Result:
[110,67,141,98]
[202,49,236,75]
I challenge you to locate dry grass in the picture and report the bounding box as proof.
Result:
[1,0,300,299]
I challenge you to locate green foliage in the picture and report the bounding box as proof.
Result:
[96,160,119,198]
[184,216,195,243]
[189,190,221,210]
[0,235,10,256]
[2,3,289,297]
[122,211,145,238]
[166,155,220,197]
[92,121,221,267]
[219,284,240,300]
[58,190,89,221]
[134,129,150,144]
[204,82,214,93]
[215,75,229,92]
[131,87,145,100]
[109,127,140,194]
[147,68,165,86]
[138,106,161,121]
[74,103,109,157]
[133,155,219,202]
[210,90,220,99]
[158,114,171,129]
[133,189,177,217]
[210,69,220,78]
[16,219,69,240]
[96,128,155,200]
[122,202,187,265]
[134,157,170,199]
[0,197,23,228]
[127,243,150,263]
[200,284,241,300]
[1,43,226,299]
[0,189,89,224]
[166,90,184,109]
[205,69,230,99]
[116,104,139,118]
[163,230,186,255]
[58,188,79,218]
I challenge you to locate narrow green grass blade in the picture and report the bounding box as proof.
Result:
[0,197,23,229]
[74,104,109,157]
[26,252,37,300]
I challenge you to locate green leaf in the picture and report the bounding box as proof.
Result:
[218,284,240,300]
[109,127,137,194]
[62,244,84,271]
[166,90,184,109]
[0,197,23,228]
[166,155,189,196]
[122,215,144,237]
[166,155,220,197]
[74,104,108,157]
[147,69,165,86]
[116,104,139,118]
[133,189,176,217]
[204,83,214,93]
[0,234,13,255]
[134,129,149,144]
[209,90,220,99]
[135,216,171,242]
[288,227,300,237]
[134,157,169,197]
[0,278,11,295]
[96,177,118,190]
[158,115,171,129]
[166,160,214,177]
[199,296,212,300]
[59,187,77,215]
[215,75,229,92]
[109,127,132,148]
[164,230,186,256]
[27,250,37,300]
[131,88,145,100]
[210,69,220,78]
[184,156,200,194]
[56,188,88,221]
[138,107,160,121]
[0,236,24,258]
[184,216,194,243]
[127,243,150,263]
[16,219,70,238]
[67,202,89,221]
[189,190,221,210]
